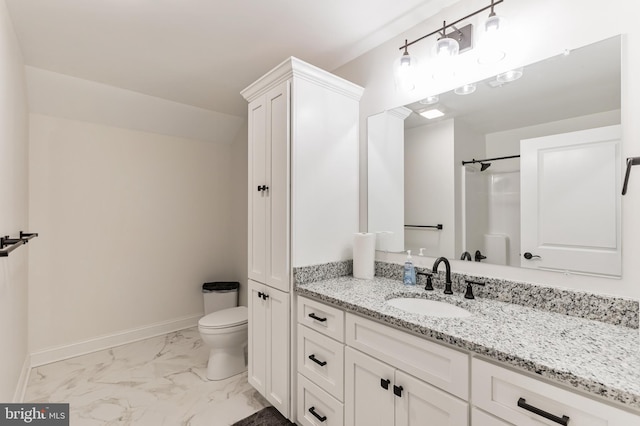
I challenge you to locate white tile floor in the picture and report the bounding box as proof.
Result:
[24,327,269,425]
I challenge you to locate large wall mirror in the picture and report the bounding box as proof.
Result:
[368,35,622,277]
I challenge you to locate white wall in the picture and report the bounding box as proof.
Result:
[231,120,249,307]
[335,0,640,299]
[27,72,248,362]
[0,0,29,401]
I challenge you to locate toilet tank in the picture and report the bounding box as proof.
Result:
[202,282,239,315]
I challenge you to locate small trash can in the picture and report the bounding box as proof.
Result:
[202,281,240,314]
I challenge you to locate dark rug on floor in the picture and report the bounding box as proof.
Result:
[232,407,294,426]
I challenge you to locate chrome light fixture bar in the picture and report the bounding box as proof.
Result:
[398,0,504,54]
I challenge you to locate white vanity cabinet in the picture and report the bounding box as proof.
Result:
[471,358,640,425]
[242,58,363,420]
[344,313,469,426]
[297,296,346,426]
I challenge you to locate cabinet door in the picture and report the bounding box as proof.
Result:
[265,82,290,292]
[395,370,468,426]
[248,280,266,393]
[247,82,290,292]
[248,97,268,284]
[265,285,290,416]
[344,347,395,426]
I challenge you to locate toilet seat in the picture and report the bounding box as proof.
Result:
[199,306,247,329]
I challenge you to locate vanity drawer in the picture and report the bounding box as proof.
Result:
[472,407,513,426]
[298,296,345,342]
[472,358,640,425]
[345,313,469,400]
[298,324,344,400]
[297,373,344,426]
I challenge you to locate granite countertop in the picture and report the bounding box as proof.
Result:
[295,276,640,411]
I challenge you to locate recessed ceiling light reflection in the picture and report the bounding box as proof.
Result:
[419,109,445,119]
[419,95,439,105]
[496,68,523,83]
[454,83,477,95]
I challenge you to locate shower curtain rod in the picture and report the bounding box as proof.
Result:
[461,154,520,166]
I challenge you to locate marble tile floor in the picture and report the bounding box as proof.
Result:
[24,327,270,425]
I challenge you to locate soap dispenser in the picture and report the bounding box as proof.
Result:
[403,250,416,286]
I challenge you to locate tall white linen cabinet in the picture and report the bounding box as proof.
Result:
[241,57,364,420]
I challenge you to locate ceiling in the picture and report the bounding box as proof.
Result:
[6,0,460,117]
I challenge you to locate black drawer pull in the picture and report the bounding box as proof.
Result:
[380,378,390,390]
[308,354,327,366]
[308,406,327,422]
[257,291,263,299]
[517,398,569,426]
[393,385,403,397]
[308,313,327,322]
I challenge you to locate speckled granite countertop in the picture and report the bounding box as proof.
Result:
[296,276,640,411]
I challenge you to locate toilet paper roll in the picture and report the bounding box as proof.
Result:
[353,233,376,280]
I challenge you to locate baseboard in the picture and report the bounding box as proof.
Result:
[12,355,32,402]
[30,314,201,367]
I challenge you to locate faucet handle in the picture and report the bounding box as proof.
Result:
[464,279,485,299]
[416,271,434,291]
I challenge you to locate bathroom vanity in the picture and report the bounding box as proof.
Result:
[294,268,640,425]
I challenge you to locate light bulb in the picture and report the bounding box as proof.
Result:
[393,47,419,92]
[436,37,459,58]
[485,14,503,32]
[478,12,507,65]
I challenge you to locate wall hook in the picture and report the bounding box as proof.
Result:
[622,157,640,195]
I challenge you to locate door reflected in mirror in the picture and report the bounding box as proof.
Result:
[367,35,622,277]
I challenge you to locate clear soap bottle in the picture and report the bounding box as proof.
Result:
[403,250,416,286]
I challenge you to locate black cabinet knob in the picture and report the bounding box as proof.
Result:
[393,385,403,397]
[380,378,390,390]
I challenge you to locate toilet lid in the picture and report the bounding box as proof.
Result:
[199,306,248,328]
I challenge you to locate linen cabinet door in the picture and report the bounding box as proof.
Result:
[248,280,267,394]
[264,82,290,292]
[394,370,468,426]
[344,347,394,426]
[265,285,290,417]
[247,96,268,284]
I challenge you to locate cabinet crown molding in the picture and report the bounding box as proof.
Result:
[241,56,364,102]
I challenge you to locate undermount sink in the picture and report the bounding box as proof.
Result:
[386,297,472,318]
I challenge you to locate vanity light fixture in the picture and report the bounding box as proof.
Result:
[478,0,507,64]
[394,39,419,91]
[454,83,477,95]
[394,0,506,90]
[435,21,460,58]
[419,109,445,119]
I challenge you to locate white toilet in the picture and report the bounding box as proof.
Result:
[198,282,248,380]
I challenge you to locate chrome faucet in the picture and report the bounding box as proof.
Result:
[432,257,453,294]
